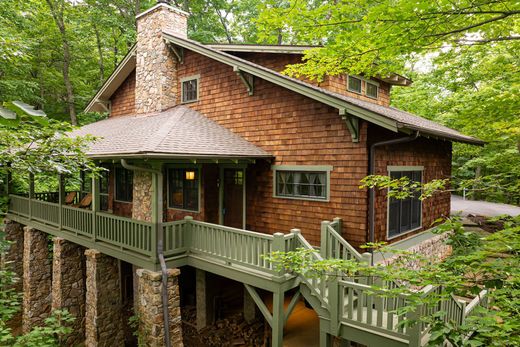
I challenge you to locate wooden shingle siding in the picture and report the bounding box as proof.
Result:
[176,49,370,246]
[232,52,391,107]
[110,71,136,117]
[369,125,452,243]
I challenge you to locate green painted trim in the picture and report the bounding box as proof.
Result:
[180,74,200,104]
[162,33,399,133]
[284,288,301,324]
[387,165,424,172]
[271,165,332,202]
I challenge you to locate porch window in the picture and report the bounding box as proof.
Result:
[347,76,362,94]
[80,171,91,200]
[181,76,199,103]
[115,167,133,202]
[273,165,332,201]
[168,168,199,211]
[387,169,422,238]
[99,169,109,211]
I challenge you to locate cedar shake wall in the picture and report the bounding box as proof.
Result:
[233,52,391,107]
[369,125,452,243]
[177,49,370,246]
[110,71,136,117]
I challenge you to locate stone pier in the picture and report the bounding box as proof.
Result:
[22,226,52,333]
[136,268,183,347]
[85,249,124,346]
[2,219,24,290]
[52,237,86,346]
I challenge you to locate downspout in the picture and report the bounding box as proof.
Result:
[121,159,171,347]
[368,131,419,264]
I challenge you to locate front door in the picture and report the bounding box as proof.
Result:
[223,168,244,229]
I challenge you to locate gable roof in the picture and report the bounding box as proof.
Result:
[163,32,484,145]
[84,32,484,146]
[72,106,271,159]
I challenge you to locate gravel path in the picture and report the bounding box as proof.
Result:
[451,195,520,217]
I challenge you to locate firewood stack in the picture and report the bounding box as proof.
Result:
[182,306,268,346]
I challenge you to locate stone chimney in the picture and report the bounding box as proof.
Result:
[135,2,189,114]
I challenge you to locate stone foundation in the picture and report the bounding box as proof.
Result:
[382,232,452,269]
[85,249,124,346]
[22,227,52,333]
[136,268,183,347]
[52,237,86,346]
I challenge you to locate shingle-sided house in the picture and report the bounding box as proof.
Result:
[4,2,486,347]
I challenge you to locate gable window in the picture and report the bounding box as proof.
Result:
[347,76,362,94]
[168,168,199,211]
[115,167,133,202]
[273,165,332,201]
[181,76,199,103]
[387,167,423,238]
[366,81,379,99]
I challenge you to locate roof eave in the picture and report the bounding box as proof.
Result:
[86,152,274,160]
[398,124,486,146]
[84,46,137,113]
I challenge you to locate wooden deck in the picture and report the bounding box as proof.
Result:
[6,193,487,347]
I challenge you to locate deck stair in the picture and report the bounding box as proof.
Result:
[6,194,488,347]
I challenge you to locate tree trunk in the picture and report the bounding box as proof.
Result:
[45,0,77,125]
[93,23,105,87]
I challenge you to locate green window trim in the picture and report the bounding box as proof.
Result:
[386,166,423,240]
[166,165,201,213]
[272,165,332,202]
[365,81,379,99]
[347,75,362,94]
[180,75,200,104]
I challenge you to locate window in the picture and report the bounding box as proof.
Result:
[115,167,133,202]
[80,171,91,200]
[181,76,199,103]
[347,76,362,94]
[366,81,379,98]
[387,169,422,238]
[273,165,332,201]
[168,168,199,211]
[99,168,109,211]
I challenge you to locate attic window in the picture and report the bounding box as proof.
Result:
[347,76,362,94]
[366,81,379,99]
[181,76,199,103]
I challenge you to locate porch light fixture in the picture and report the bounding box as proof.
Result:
[185,170,196,180]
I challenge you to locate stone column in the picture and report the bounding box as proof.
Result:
[136,268,183,347]
[85,249,124,347]
[22,226,52,333]
[52,237,86,346]
[132,171,153,222]
[2,219,24,291]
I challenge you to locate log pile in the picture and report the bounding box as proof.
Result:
[182,306,268,346]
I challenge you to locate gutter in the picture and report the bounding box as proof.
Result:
[120,159,171,347]
[368,132,419,265]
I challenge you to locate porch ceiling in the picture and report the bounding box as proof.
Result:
[71,105,272,159]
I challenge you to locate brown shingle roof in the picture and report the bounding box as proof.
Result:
[72,106,271,159]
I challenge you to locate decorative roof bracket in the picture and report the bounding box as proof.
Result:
[167,43,184,64]
[233,66,254,96]
[97,99,110,113]
[339,108,360,143]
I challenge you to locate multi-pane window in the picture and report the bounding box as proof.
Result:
[347,76,362,93]
[99,169,109,211]
[275,171,327,200]
[115,167,133,202]
[181,78,198,103]
[366,82,379,98]
[388,170,422,238]
[168,168,199,211]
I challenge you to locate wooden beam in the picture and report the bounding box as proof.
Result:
[284,288,301,324]
[233,67,254,96]
[168,44,184,64]
[244,284,273,327]
[339,109,360,143]
[272,290,285,347]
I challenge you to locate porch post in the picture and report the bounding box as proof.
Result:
[58,174,64,229]
[28,172,34,219]
[91,174,99,241]
[272,290,285,347]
